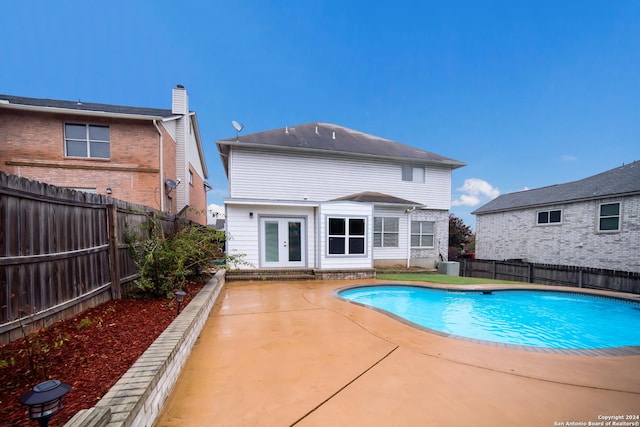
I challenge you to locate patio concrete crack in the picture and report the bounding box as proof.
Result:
[289,346,399,426]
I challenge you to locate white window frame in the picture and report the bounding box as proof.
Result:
[411,221,435,248]
[64,123,110,159]
[536,209,562,225]
[597,202,621,233]
[327,217,367,256]
[374,217,399,248]
[401,165,425,183]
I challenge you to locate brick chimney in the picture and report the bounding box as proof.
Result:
[172,84,188,115]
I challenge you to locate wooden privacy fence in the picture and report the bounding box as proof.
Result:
[460,259,640,294]
[0,172,180,343]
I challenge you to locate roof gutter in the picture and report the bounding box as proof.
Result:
[0,102,166,121]
[473,190,640,215]
[215,139,467,169]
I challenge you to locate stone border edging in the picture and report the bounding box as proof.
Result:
[65,270,226,427]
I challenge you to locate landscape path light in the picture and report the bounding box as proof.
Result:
[19,379,71,427]
[175,289,186,315]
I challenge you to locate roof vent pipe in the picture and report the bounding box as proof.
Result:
[285,126,288,134]
[315,126,318,134]
[332,131,336,140]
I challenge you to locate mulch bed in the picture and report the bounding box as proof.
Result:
[0,278,206,427]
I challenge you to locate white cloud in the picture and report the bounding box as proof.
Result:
[452,178,500,207]
[561,154,577,162]
[452,194,480,207]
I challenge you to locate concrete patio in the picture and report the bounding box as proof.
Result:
[155,279,640,427]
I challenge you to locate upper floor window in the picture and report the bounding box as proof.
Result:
[374,217,399,247]
[411,221,434,247]
[65,123,110,159]
[189,170,194,185]
[402,165,425,182]
[537,209,562,225]
[328,217,366,255]
[598,202,620,232]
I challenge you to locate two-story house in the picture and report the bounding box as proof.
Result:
[0,86,209,224]
[473,161,640,273]
[216,122,465,273]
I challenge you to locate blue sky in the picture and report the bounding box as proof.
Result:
[2,0,639,228]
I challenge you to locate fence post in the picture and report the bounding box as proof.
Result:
[528,263,533,283]
[578,269,583,288]
[492,261,496,280]
[107,204,122,299]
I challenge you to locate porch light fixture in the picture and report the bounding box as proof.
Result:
[19,380,71,427]
[175,290,186,315]
[249,212,254,219]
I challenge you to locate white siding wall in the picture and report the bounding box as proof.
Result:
[229,147,452,209]
[372,206,409,265]
[188,118,204,177]
[225,204,317,269]
[318,202,373,269]
[475,195,640,273]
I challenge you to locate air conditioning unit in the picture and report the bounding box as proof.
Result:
[438,261,460,276]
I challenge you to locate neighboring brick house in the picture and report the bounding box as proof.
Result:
[217,122,465,271]
[473,162,640,273]
[0,86,209,224]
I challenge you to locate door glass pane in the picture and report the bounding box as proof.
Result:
[288,221,301,262]
[265,221,279,262]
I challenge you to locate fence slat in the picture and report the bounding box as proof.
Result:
[461,259,640,294]
[0,172,182,343]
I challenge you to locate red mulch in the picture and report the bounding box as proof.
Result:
[0,279,206,427]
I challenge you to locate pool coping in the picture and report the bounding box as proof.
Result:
[334,283,640,357]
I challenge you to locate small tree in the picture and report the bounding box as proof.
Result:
[449,214,474,259]
[127,218,228,297]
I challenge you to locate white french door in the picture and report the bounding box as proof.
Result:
[260,217,306,267]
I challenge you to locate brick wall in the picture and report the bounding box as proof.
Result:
[0,110,177,212]
[409,209,449,267]
[476,195,640,273]
[184,164,207,224]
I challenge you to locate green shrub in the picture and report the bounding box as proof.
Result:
[127,219,231,297]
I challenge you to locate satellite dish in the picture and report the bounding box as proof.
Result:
[165,179,178,189]
[232,120,244,132]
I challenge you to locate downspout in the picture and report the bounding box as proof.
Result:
[153,120,164,211]
[406,206,416,268]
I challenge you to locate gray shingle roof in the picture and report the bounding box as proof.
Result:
[217,122,465,168]
[473,161,640,214]
[0,94,174,118]
[331,191,421,206]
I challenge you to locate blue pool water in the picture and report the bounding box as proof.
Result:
[338,285,640,350]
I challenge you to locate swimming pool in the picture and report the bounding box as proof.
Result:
[338,285,640,351]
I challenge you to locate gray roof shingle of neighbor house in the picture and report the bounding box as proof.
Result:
[0,94,175,118]
[217,122,466,168]
[473,160,640,214]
